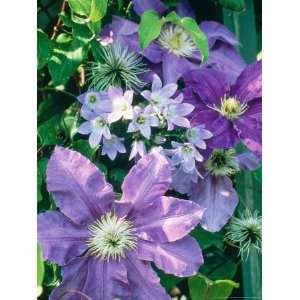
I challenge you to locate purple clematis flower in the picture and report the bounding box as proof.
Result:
[102,0,245,84]
[102,134,126,160]
[77,113,111,148]
[38,147,204,300]
[127,106,159,139]
[184,61,262,158]
[189,150,260,232]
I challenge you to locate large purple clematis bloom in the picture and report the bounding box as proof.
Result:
[38,147,204,300]
[184,61,262,158]
[102,0,245,84]
[189,150,260,232]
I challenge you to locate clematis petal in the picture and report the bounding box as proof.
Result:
[134,196,204,243]
[125,254,170,300]
[141,90,152,101]
[132,0,167,16]
[234,116,262,158]
[47,147,114,225]
[200,21,240,48]
[183,68,230,106]
[38,211,89,266]
[137,236,203,277]
[176,0,196,18]
[50,257,130,300]
[163,52,198,84]
[190,175,238,232]
[120,153,171,211]
[231,60,262,102]
[236,152,260,171]
[206,43,246,84]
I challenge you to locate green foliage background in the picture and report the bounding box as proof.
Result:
[37,0,262,299]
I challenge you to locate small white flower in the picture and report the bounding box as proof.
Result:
[107,87,134,123]
[129,140,147,161]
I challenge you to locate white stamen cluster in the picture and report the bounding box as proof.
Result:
[86,212,137,261]
[210,96,248,120]
[157,25,197,57]
[86,43,147,91]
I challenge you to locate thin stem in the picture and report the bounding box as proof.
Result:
[38,87,77,99]
[51,0,67,40]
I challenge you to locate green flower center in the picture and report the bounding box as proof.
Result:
[205,149,240,176]
[136,116,146,125]
[219,97,248,120]
[88,95,97,104]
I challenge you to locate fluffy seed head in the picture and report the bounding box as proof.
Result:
[157,25,197,57]
[86,43,147,91]
[86,212,137,261]
[225,209,262,260]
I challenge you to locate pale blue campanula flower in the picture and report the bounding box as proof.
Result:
[141,74,177,112]
[169,141,203,174]
[77,113,111,149]
[162,93,194,131]
[127,106,159,139]
[102,134,126,160]
[129,140,147,160]
[107,87,134,123]
[186,125,213,149]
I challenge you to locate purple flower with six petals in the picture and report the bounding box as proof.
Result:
[38,147,204,300]
[184,61,262,157]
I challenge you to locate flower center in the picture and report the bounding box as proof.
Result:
[219,97,248,120]
[157,25,197,57]
[86,212,137,261]
[88,95,97,104]
[136,115,146,125]
[205,149,239,176]
[94,117,105,128]
[182,144,193,154]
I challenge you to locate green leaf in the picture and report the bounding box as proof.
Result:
[38,114,64,146]
[89,0,107,22]
[37,244,45,296]
[109,169,126,187]
[68,0,91,16]
[88,20,102,35]
[157,269,183,291]
[191,227,224,250]
[60,12,94,43]
[179,17,209,63]
[48,35,86,86]
[37,158,49,202]
[138,10,163,49]
[218,0,245,12]
[37,29,54,69]
[163,12,209,63]
[188,274,239,300]
[72,139,98,159]
[188,274,209,300]
[61,103,80,141]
